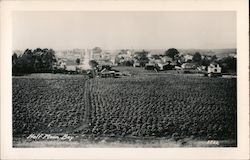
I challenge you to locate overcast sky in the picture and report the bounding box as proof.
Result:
[13,11,236,50]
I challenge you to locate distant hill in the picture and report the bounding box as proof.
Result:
[14,48,236,60]
[126,48,236,58]
[178,48,236,58]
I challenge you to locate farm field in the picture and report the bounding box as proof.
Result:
[86,75,237,140]
[13,74,89,134]
[12,72,237,147]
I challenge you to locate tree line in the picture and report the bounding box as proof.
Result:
[12,48,57,75]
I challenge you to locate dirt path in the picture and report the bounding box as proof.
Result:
[84,79,91,124]
[74,79,92,132]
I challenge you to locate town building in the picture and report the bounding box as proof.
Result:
[184,54,193,62]
[208,62,222,74]
[181,63,196,69]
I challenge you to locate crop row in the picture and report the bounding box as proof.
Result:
[86,75,237,140]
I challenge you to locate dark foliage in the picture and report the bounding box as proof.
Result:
[76,58,81,65]
[165,48,179,61]
[12,48,56,75]
[201,55,211,67]
[192,52,202,64]
[117,60,134,66]
[134,50,149,67]
[89,60,99,68]
[218,56,237,73]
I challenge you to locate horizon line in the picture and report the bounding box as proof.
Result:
[13,47,237,51]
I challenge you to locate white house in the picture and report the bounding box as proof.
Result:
[66,65,77,72]
[133,60,140,67]
[161,56,172,63]
[181,63,196,69]
[197,66,206,71]
[117,50,134,62]
[147,53,152,59]
[184,54,193,62]
[57,58,67,69]
[208,62,221,74]
[229,53,237,58]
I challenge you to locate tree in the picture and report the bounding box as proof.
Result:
[89,60,99,68]
[12,48,57,75]
[211,55,217,61]
[134,50,149,67]
[92,47,102,53]
[12,53,18,75]
[218,56,236,73]
[20,49,34,73]
[42,49,56,71]
[192,52,202,64]
[12,53,18,65]
[76,58,80,65]
[165,48,179,60]
[201,55,210,67]
[121,60,134,66]
[33,48,43,53]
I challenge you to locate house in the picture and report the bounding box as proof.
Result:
[57,58,67,69]
[184,54,193,62]
[170,61,177,66]
[92,53,102,61]
[156,62,165,70]
[229,53,237,58]
[181,63,196,69]
[66,65,77,72]
[97,60,114,68]
[154,58,163,64]
[147,53,152,59]
[133,60,140,67]
[117,50,134,62]
[155,60,175,70]
[197,66,206,71]
[161,56,172,63]
[174,66,182,70]
[145,62,156,70]
[157,63,174,70]
[101,52,111,61]
[206,55,214,61]
[145,56,176,71]
[92,47,109,62]
[208,62,221,74]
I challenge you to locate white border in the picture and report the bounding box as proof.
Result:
[1,0,249,159]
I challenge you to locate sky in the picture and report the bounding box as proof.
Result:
[13,11,236,50]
